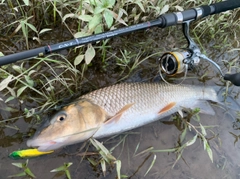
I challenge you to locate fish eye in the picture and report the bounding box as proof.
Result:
[57,115,66,122]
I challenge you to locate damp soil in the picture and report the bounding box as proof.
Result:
[0,9,240,179]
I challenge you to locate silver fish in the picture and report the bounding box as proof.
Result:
[27,83,220,151]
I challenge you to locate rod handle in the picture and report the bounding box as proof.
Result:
[224,73,240,86]
[201,0,240,18]
[212,0,240,14]
[159,0,240,27]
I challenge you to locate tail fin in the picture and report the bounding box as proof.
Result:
[211,86,240,122]
[189,100,216,115]
[214,86,240,111]
[197,85,240,116]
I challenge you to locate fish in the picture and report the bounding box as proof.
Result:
[27,82,221,152]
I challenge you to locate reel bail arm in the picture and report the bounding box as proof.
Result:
[196,53,240,86]
[159,20,240,86]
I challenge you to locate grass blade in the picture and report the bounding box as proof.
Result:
[200,123,207,136]
[144,154,156,177]
[101,160,106,177]
[186,134,198,146]
[134,146,154,157]
[24,168,36,178]
[8,172,26,178]
[115,160,121,179]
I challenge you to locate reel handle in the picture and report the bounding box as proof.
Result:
[224,73,240,86]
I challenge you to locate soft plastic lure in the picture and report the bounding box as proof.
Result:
[9,149,54,159]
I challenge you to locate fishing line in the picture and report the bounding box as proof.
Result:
[52,126,101,141]
[158,63,188,86]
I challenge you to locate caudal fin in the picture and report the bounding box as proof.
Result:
[189,100,216,115]
[214,86,240,111]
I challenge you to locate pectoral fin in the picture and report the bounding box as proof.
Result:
[158,102,176,115]
[105,103,134,124]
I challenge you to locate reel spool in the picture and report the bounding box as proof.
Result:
[159,51,191,76]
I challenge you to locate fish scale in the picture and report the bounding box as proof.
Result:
[80,83,217,139]
[81,83,208,116]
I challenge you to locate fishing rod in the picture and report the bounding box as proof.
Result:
[0,0,240,85]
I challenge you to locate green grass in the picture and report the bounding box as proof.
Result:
[9,159,36,178]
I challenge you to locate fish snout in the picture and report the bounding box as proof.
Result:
[26,138,41,149]
[27,138,58,152]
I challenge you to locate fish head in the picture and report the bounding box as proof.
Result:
[27,99,107,151]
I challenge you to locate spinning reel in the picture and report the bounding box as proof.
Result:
[159,21,240,86]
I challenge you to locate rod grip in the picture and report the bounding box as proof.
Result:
[224,73,240,86]
[201,0,240,17]
[212,0,240,14]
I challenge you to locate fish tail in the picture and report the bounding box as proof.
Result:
[212,85,240,111]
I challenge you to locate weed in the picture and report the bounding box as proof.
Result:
[89,138,122,178]
[133,108,216,170]
[8,159,35,178]
[0,54,81,121]
[50,162,73,179]
[116,50,161,81]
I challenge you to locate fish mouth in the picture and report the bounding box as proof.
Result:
[27,138,65,152]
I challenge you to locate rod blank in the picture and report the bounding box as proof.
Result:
[0,0,239,66]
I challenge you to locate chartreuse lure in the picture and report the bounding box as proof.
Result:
[9,149,54,159]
